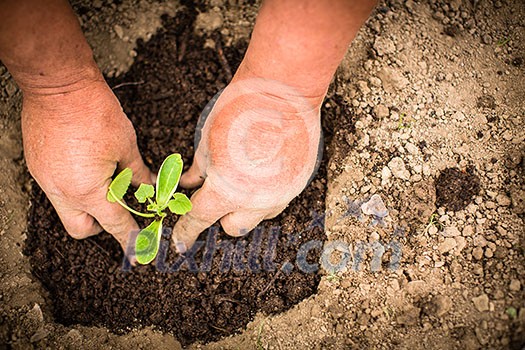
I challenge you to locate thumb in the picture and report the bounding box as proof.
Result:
[179,161,205,189]
[49,198,102,240]
[88,184,141,255]
[180,145,207,189]
[172,181,231,252]
[120,144,155,186]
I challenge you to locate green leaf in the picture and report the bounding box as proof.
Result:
[107,168,133,203]
[134,183,155,203]
[156,153,184,209]
[168,193,192,215]
[135,219,163,265]
[506,307,517,319]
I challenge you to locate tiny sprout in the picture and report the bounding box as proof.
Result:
[107,153,192,264]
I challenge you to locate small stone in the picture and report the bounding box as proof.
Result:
[5,81,17,97]
[30,328,48,343]
[195,10,224,32]
[373,104,389,119]
[472,294,489,312]
[405,280,428,297]
[455,236,467,253]
[482,34,493,45]
[396,306,421,325]
[463,225,474,236]
[373,37,396,56]
[443,226,461,237]
[377,67,409,93]
[428,225,438,235]
[361,194,389,218]
[369,76,382,87]
[510,189,525,214]
[26,304,44,324]
[485,201,496,209]
[472,247,484,260]
[473,235,487,247]
[509,279,521,292]
[357,80,371,95]
[114,24,124,39]
[496,194,511,207]
[405,142,419,155]
[439,237,457,254]
[433,295,453,317]
[484,248,493,258]
[381,166,392,185]
[388,157,410,180]
[66,329,83,342]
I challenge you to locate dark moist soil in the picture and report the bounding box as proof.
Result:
[435,167,481,212]
[24,5,343,346]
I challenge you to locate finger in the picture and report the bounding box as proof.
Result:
[179,158,205,189]
[120,144,155,186]
[88,190,141,255]
[220,209,266,237]
[53,204,102,240]
[263,204,288,220]
[172,181,231,252]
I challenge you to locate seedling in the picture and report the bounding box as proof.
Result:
[107,153,192,264]
[425,213,443,234]
[397,113,412,130]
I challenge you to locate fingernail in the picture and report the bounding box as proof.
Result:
[172,238,187,254]
[151,172,158,185]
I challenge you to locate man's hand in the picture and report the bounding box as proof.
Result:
[173,79,322,250]
[22,79,154,252]
[173,0,376,249]
[0,0,154,254]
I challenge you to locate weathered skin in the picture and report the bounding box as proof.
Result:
[173,0,377,250]
[0,0,154,253]
[0,0,376,254]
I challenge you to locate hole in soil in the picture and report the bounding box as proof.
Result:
[24,6,345,346]
[435,167,481,212]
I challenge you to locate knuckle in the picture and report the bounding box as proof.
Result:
[67,230,92,240]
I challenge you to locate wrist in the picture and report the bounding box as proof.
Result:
[232,58,328,107]
[12,59,104,96]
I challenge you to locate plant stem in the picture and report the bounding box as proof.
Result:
[114,197,155,218]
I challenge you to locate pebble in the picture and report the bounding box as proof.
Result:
[361,194,389,218]
[373,37,396,56]
[438,237,457,254]
[484,247,493,258]
[5,81,17,97]
[369,76,382,87]
[433,295,452,317]
[443,226,461,237]
[377,67,409,92]
[463,225,474,236]
[509,279,521,292]
[381,166,392,185]
[114,24,124,39]
[496,194,511,206]
[473,235,487,247]
[373,104,390,118]
[405,142,419,155]
[405,280,428,297]
[472,247,484,260]
[388,157,410,180]
[428,225,438,235]
[357,80,371,95]
[482,34,493,45]
[455,236,467,253]
[472,294,489,312]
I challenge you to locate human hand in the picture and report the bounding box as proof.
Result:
[172,78,322,251]
[21,77,154,254]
